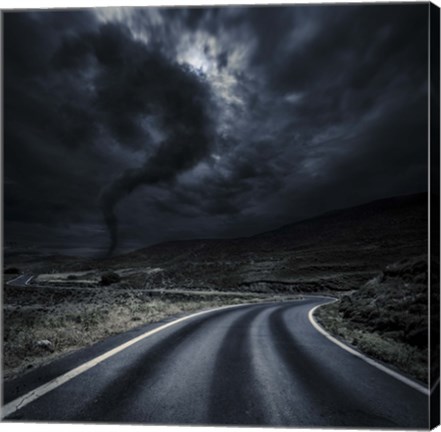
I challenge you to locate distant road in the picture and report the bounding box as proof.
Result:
[2,297,428,427]
[6,274,33,287]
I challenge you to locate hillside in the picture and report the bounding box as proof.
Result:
[316,255,435,383]
[3,192,429,379]
[102,192,428,293]
[4,193,427,294]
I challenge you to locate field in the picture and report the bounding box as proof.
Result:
[3,193,431,382]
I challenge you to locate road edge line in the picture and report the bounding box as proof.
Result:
[1,302,251,419]
[308,301,430,396]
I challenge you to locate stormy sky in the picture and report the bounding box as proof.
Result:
[3,3,429,256]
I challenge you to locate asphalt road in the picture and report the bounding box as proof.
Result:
[3,297,429,427]
[6,274,33,287]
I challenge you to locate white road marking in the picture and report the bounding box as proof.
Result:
[1,302,251,419]
[308,302,430,396]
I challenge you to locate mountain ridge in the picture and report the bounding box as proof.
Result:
[103,192,427,293]
[125,191,427,256]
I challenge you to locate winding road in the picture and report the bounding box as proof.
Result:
[2,297,429,427]
[6,274,34,287]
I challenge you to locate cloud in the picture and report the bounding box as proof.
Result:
[53,21,217,255]
[3,4,430,254]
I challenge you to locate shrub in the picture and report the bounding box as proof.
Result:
[4,267,20,274]
[100,272,121,286]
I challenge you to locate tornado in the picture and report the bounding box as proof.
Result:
[100,129,212,256]
[65,25,215,256]
[52,22,215,257]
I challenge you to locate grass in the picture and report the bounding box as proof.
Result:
[315,256,431,383]
[4,255,432,384]
[315,300,428,382]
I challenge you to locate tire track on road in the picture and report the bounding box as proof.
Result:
[268,305,399,427]
[208,304,272,425]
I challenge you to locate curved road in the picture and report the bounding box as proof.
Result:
[6,274,33,287]
[3,297,428,427]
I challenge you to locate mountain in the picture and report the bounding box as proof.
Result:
[108,192,428,293]
[4,193,427,293]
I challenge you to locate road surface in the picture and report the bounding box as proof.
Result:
[2,297,428,427]
[6,274,33,287]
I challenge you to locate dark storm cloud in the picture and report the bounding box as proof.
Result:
[4,9,216,254]
[148,3,428,231]
[3,3,430,254]
[4,11,102,228]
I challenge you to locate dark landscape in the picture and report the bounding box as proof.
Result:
[4,192,429,383]
[2,3,438,428]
